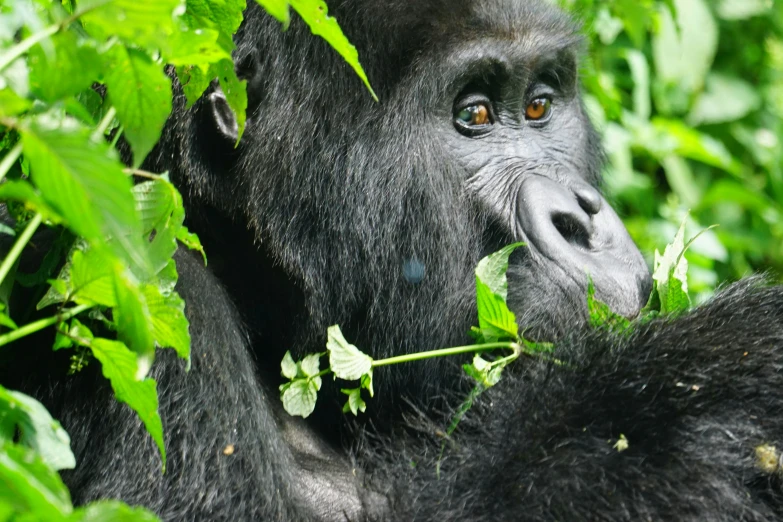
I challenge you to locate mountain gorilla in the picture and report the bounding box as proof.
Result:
[6,0,783,520]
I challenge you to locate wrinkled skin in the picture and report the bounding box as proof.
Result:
[3,0,782,520]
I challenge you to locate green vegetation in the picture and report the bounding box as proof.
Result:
[0,0,369,518]
[555,0,783,302]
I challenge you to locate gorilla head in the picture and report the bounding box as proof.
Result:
[167,0,649,360]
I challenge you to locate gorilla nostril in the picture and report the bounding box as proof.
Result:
[552,212,591,249]
[576,186,602,216]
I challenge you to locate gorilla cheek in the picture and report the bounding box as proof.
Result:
[515,175,651,318]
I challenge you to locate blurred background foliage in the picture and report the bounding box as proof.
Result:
[554,0,783,303]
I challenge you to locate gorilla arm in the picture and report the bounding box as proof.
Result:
[382,280,783,521]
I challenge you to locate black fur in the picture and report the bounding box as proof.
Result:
[5,0,783,520]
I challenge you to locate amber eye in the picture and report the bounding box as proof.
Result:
[525,97,552,121]
[456,103,491,126]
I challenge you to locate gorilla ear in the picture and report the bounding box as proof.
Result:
[207,88,239,143]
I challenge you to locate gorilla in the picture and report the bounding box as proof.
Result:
[5,0,783,520]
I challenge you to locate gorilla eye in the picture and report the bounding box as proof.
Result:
[525,97,552,121]
[456,104,491,126]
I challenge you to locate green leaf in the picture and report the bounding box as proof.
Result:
[340,388,366,416]
[475,243,525,301]
[280,351,297,380]
[176,64,212,108]
[28,31,100,103]
[299,353,321,378]
[80,0,184,52]
[0,442,72,520]
[70,500,161,522]
[0,387,75,471]
[177,226,207,264]
[326,325,372,381]
[587,277,631,333]
[474,243,525,342]
[88,338,165,471]
[105,45,173,167]
[0,88,31,117]
[255,0,291,28]
[181,0,246,51]
[280,379,318,418]
[289,0,377,101]
[649,219,691,315]
[71,248,117,307]
[113,271,155,359]
[20,121,149,275]
[142,283,191,364]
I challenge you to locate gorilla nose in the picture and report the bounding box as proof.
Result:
[517,176,651,318]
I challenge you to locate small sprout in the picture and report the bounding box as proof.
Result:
[613,434,629,452]
[341,388,367,416]
[463,354,503,388]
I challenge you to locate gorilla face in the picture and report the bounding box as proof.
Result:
[440,33,651,331]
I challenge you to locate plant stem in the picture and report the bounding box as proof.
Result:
[0,213,42,286]
[0,303,92,347]
[372,341,519,368]
[0,143,22,184]
[309,368,332,380]
[92,106,117,141]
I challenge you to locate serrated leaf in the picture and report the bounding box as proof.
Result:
[475,242,525,301]
[0,442,72,520]
[289,0,377,101]
[475,279,518,341]
[71,500,161,522]
[177,226,206,265]
[20,121,149,275]
[80,0,184,52]
[0,387,75,471]
[280,379,318,418]
[340,388,366,416]
[326,325,372,381]
[105,45,173,167]
[88,338,165,471]
[300,353,321,378]
[182,0,245,51]
[71,248,117,307]
[142,283,190,364]
[280,351,297,380]
[176,64,212,108]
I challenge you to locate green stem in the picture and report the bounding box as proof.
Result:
[0,303,92,347]
[0,213,42,286]
[0,143,22,184]
[372,342,519,368]
[309,368,332,381]
[0,25,58,73]
[92,107,117,141]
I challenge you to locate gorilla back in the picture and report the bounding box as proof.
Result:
[8,0,783,520]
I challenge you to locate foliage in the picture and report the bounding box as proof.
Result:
[0,0,373,518]
[554,0,783,302]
